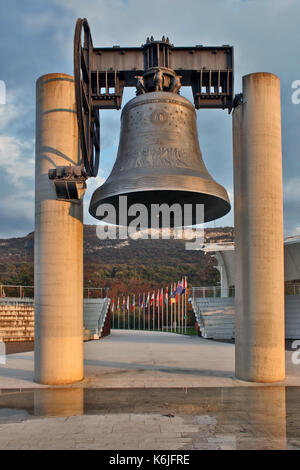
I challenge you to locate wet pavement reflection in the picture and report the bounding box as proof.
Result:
[0,387,299,450]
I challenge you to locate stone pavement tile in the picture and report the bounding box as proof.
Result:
[287,439,300,449]
[159,425,199,433]
[104,413,133,422]
[215,423,247,433]
[181,431,212,438]
[211,433,238,441]
[112,423,161,433]
[235,438,286,450]
[218,444,237,450]
[155,432,182,438]
[192,443,221,450]
[81,424,114,434]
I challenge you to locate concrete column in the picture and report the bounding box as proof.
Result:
[233,73,285,382]
[34,73,84,384]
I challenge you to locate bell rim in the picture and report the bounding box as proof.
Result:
[90,171,230,203]
[89,183,231,224]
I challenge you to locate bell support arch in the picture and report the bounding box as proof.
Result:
[33,18,285,385]
[73,18,234,179]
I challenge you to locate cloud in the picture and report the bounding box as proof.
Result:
[0,104,19,130]
[0,135,34,182]
[284,178,300,203]
[0,134,35,237]
[84,174,106,224]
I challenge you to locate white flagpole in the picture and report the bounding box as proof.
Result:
[161,288,164,331]
[184,276,187,334]
[152,293,155,330]
[133,294,135,329]
[170,283,173,332]
[148,294,150,330]
[177,284,180,333]
[143,293,145,330]
[166,286,169,332]
[156,289,160,331]
[174,286,177,332]
[139,294,141,330]
[182,280,184,334]
[128,296,130,330]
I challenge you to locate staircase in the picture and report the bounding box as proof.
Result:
[192,297,235,339]
[192,295,300,340]
[83,298,111,340]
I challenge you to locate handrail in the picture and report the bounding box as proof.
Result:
[97,297,111,334]
[0,285,109,299]
[192,286,235,299]
[192,284,300,298]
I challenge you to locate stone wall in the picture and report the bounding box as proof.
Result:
[0,299,34,342]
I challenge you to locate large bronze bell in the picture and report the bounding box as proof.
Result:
[89,90,230,226]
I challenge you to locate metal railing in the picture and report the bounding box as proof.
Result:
[192,286,235,299]
[97,298,111,333]
[0,285,109,300]
[193,284,300,299]
[285,284,300,296]
[0,285,34,299]
[83,287,109,299]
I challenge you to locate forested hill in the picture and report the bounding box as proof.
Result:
[0,226,234,296]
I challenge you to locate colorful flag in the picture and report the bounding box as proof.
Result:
[160,288,163,306]
[177,281,183,296]
[132,294,135,310]
[117,297,120,310]
[146,292,150,307]
[150,292,154,305]
[171,284,179,298]
[126,295,130,310]
[182,277,187,294]
[165,287,168,305]
[156,290,159,307]
[122,296,125,311]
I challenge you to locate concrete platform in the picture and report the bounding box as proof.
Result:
[0,330,300,389]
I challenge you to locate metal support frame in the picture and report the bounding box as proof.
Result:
[73,18,234,178]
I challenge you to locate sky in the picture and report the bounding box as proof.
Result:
[0,0,300,238]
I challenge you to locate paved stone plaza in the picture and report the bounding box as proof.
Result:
[0,386,299,450]
[0,330,300,389]
[0,331,300,450]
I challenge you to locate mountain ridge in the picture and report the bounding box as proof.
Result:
[0,226,234,296]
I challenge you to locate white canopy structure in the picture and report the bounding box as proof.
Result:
[202,237,300,296]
